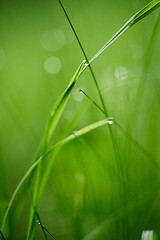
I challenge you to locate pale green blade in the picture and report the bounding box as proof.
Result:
[27,62,84,240]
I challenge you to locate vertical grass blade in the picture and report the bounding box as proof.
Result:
[26,62,84,239]
[57,0,109,117]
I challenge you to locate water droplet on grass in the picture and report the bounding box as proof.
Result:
[73,88,84,102]
[79,89,83,94]
[83,60,89,67]
[73,131,78,136]
[107,117,114,125]
[36,220,41,225]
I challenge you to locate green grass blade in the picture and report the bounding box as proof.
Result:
[141,231,158,240]
[132,0,160,25]
[0,230,6,240]
[48,118,110,153]
[57,0,124,183]
[57,0,124,200]
[32,118,113,204]
[1,118,109,233]
[27,62,84,239]
[80,0,160,70]
[57,0,109,117]
[42,61,84,145]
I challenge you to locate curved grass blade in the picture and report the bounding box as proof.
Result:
[42,61,84,146]
[27,62,84,239]
[141,231,158,240]
[80,0,160,71]
[1,118,109,233]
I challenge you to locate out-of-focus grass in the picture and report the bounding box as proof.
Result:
[0,0,160,239]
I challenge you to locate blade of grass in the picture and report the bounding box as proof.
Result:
[36,216,56,240]
[29,193,51,240]
[27,62,84,239]
[1,118,110,232]
[7,98,87,237]
[0,230,6,240]
[57,2,136,238]
[80,0,160,70]
[36,220,49,240]
[57,0,124,193]
[58,0,124,194]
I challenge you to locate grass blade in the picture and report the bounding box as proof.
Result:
[80,89,160,170]
[27,62,84,239]
[80,0,160,70]
[1,118,109,233]
[57,0,109,117]
[0,230,6,240]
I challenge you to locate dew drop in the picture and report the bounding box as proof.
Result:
[73,131,78,136]
[79,89,83,94]
[107,117,114,125]
[83,60,89,67]
[36,220,41,225]
[73,88,84,102]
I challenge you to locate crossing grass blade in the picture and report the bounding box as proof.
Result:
[1,62,83,236]
[27,62,84,239]
[1,118,109,233]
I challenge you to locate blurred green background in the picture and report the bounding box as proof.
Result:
[0,0,160,239]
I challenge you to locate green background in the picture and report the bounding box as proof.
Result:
[0,0,160,239]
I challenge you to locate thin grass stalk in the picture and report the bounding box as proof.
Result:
[0,230,6,240]
[80,89,160,170]
[26,62,84,239]
[57,0,109,117]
